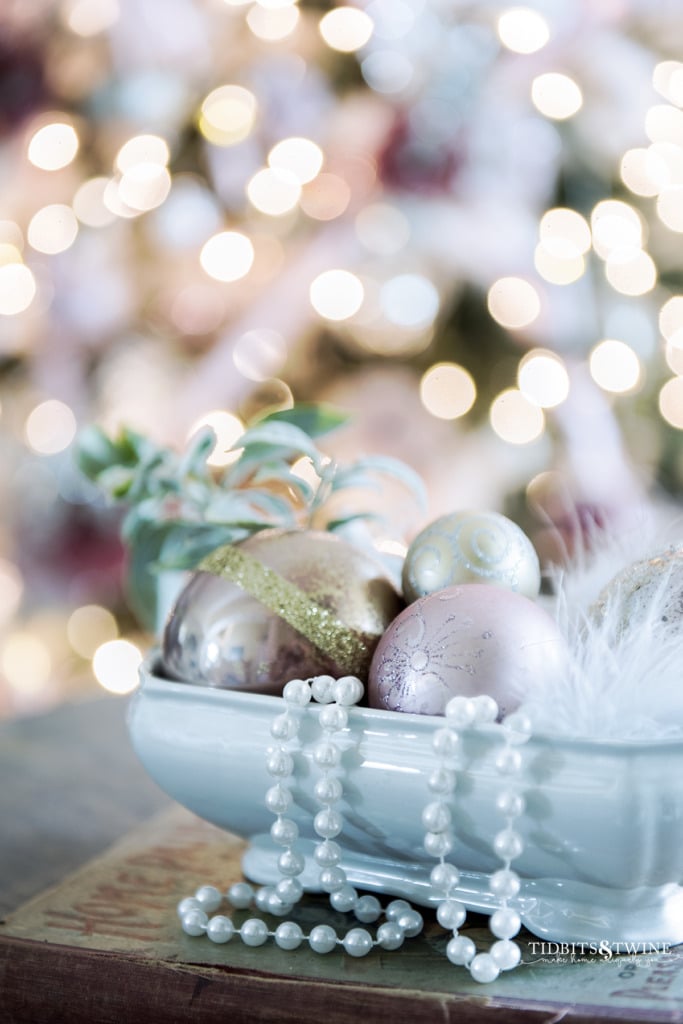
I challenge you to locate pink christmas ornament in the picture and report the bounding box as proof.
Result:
[368,584,567,718]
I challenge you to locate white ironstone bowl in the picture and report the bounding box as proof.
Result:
[128,659,683,947]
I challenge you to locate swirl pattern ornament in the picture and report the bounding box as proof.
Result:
[402,511,540,604]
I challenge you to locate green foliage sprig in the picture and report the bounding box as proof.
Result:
[77,404,426,628]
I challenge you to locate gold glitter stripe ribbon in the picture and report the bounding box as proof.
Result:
[198,543,371,677]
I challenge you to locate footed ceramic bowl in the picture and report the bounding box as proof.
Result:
[128,659,683,947]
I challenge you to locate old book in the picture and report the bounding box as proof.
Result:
[1,806,682,1023]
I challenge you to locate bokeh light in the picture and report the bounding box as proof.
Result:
[67,604,119,659]
[73,177,117,227]
[199,85,257,146]
[531,73,583,120]
[115,134,170,172]
[420,363,476,420]
[0,244,23,268]
[659,295,683,340]
[92,638,143,694]
[518,350,570,408]
[200,231,255,282]
[658,376,683,428]
[656,186,683,231]
[647,143,683,190]
[25,399,78,455]
[605,248,657,296]
[589,339,642,393]
[534,244,584,285]
[268,137,323,185]
[247,167,302,215]
[27,121,79,171]
[539,208,591,258]
[489,388,545,444]
[310,269,364,320]
[113,136,172,215]
[103,178,139,219]
[535,208,589,285]
[0,263,37,315]
[27,204,79,254]
[487,276,541,330]
[247,3,299,40]
[188,411,245,467]
[2,631,52,696]
[653,61,683,104]
[0,221,23,249]
[665,331,683,375]
[118,164,172,213]
[319,7,373,52]
[497,7,550,54]
[591,200,643,259]
[620,148,661,198]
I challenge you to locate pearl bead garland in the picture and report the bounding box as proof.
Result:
[177,676,531,984]
[432,697,531,983]
[178,674,424,958]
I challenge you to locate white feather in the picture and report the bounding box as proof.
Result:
[519,515,683,741]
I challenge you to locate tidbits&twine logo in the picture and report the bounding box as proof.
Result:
[527,941,674,964]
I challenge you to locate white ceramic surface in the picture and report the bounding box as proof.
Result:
[128,660,683,946]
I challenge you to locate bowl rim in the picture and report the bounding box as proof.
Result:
[138,657,683,756]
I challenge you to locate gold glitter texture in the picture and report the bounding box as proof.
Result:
[199,542,372,677]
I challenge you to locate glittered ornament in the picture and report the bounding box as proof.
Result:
[589,546,683,640]
[368,584,567,717]
[162,529,403,695]
[402,511,540,604]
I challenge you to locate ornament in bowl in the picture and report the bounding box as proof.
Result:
[401,510,541,603]
[589,545,683,640]
[367,509,560,716]
[367,583,567,717]
[162,528,403,695]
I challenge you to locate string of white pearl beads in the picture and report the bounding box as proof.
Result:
[179,674,425,958]
[310,674,424,953]
[428,696,476,974]
[445,702,530,984]
[482,709,532,980]
[180,676,322,949]
[427,695,529,984]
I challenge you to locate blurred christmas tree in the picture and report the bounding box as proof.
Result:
[0,0,682,715]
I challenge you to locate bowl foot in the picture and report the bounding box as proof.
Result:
[242,834,683,947]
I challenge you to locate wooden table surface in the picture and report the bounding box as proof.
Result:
[0,693,173,918]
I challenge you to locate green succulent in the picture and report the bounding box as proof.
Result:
[76,404,425,630]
